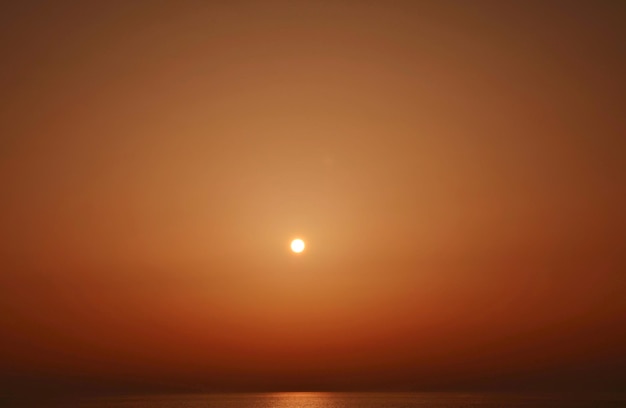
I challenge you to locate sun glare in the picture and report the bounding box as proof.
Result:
[290,238,305,253]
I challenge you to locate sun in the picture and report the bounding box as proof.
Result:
[290,238,305,253]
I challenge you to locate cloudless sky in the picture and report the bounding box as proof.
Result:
[1,0,625,394]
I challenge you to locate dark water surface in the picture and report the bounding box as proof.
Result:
[9,392,626,407]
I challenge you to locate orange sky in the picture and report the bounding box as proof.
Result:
[1,0,625,394]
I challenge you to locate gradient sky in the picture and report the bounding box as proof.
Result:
[1,0,625,394]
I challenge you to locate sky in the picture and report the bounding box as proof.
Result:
[1,0,625,395]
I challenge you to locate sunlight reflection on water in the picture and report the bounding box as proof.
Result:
[45,392,626,408]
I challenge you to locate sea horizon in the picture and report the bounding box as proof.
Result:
[5,391,626,408]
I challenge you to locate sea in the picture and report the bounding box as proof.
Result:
[6,392,626,407]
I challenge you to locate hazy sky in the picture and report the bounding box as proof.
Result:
[1,0,625,394]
